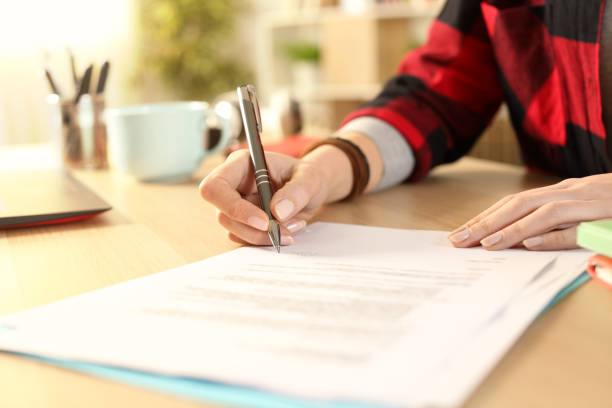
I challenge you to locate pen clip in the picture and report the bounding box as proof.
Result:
[246,84,263,133]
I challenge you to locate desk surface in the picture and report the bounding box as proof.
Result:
[0,148,611,408]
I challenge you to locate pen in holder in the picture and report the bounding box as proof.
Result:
[49,93,108,169]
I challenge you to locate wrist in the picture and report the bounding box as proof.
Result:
[301,144,353,203]
[301,131,384,202]
[336,131,383,193]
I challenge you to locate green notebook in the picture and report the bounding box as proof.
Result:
[577,221,612,257]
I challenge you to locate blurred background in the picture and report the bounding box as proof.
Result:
[0,0,519,164]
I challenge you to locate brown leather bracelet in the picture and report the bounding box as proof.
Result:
[301,137,370,200]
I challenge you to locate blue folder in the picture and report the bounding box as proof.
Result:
[2,272,590,408]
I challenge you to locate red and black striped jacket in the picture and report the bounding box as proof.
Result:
[343,0,612,181]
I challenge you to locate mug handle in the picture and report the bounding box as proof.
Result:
[200,108,232,159]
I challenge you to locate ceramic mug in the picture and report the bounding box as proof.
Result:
[105,102,231,181]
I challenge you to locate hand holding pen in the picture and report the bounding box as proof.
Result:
[199,84,354,248]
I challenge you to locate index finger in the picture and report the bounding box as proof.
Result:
[452,182,570,234]
[200,153,270,231]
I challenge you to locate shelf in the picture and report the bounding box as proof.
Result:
[260,3,442,28]
[291,84,382,101]
[255,2,442,132]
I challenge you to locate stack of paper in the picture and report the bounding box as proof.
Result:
[0,223,590,407]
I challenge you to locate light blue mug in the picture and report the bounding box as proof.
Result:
[105,102,231,181]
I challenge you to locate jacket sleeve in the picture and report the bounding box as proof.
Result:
[341,0,503,182]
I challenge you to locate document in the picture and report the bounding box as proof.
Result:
[416,251,589,407]
[0,223,584,407]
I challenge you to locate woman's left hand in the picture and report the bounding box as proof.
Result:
[447,173,612,251]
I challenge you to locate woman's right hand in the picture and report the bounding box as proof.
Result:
[199,146,352,246]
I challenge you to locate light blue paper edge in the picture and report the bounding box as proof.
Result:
[538,271,590,316]
[6,352,387,408]
[1,273,589,408]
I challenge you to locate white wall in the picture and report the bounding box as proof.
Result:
[0,0,137,144]
[0,0,270,145]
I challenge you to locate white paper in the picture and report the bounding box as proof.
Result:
[0,222,579,407]
[421,251,589,408]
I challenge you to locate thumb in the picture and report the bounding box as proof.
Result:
[270,164,326,222]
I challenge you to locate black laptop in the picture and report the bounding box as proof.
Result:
[0,170,111,229]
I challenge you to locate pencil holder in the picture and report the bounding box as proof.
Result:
[59,99,83,167]
[49,94,109,169]
[92,94,108,168]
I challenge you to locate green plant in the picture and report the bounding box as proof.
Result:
[281,42,321,63]
[404,39,424,53]
[137,0,252,100]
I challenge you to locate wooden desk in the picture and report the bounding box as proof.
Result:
[0,150,610,408]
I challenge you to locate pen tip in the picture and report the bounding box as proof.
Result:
[268,221,281,254]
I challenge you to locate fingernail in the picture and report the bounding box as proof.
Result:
[449,227,470,243]
[286,220,306,234]
[275,199,294,220]
[523,236,543,249]
[450,225,466,234]
[248,216,268,231]
[281,235,294,245]
[481,231,503,247]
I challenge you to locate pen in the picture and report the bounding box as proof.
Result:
[44,67,62,97]
[237,84,281,253]
[67,47,79,87]
[74,64,93,104]
[96,61,110,94]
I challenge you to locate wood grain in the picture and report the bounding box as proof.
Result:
[0,150,610,408]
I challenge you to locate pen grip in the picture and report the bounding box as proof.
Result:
[255,169,274,217]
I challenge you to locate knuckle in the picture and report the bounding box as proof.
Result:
[472,218,491,235]
[226,199,247,221]
[509,195,528,211]
[558,178,578,187]
[227,149,250,161]
[199,177,215,199]
[227,226,268,246]
[539,202,562,220]
[215,209,225,224]
[217,212,235,232]
[540,231,568,250]
[550,232,564,247]
[467,218,493,239]
[501,194,517,206]
[505,193,518,201]
[565,179,587,192]
[509,222,525,238]
[227,232,245,244]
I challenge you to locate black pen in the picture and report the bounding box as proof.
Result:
[237,85,281,252]
[74,64,93,104]
[96,61,110,94]
[44,67,62,97]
